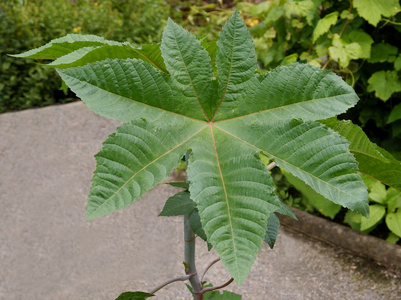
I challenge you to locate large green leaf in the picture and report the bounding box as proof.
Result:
[15,10,371,284]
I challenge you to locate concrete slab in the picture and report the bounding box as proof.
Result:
[1,102,400,299]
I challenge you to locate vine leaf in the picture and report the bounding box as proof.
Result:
[313,11,338,42]
[342,30,374,59]
[14,10,369,284]
[353,0,401,26]
[328,34,362,68]
[368,43,398,64]
[367,70,401,102]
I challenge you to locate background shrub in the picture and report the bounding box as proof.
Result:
[0,0,168,113]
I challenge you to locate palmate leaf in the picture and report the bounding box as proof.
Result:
[16,10,370,284]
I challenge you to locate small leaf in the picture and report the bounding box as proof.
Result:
[386,210,401,237]
[344,210,362,231]
[360,205,386,232]
[343,30,374,59]
[395,55,401,71]
[250,1,270,15]
[328,34,362,67]
[367,70,401,102]
[204,290,242,300]
[189,209,209,246]
[264,213,280,249]
[368,43,398,64]
[387,103,401,124]
[264,6,285,24]
[386,232,400,244]
[159,191,195,216]
[367,180,387,204]
[115,291,154,300]
[353,0,401,26]
[387,188,401,213]
[313,11,339,42]
[344,205,386,233]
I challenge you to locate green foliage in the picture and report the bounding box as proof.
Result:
[353,0,400,26]
[283,170,341,219]
[233,0,401,155]
[344,175,401,243]
[1,0,168,113]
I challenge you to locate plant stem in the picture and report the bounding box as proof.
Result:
[338,2,353,38]
[200,258,220,282]
[184,214,202,299]
[195,278,234,296]
[267,162,276,171]
[184,150,203,299]
[149,273,195,294]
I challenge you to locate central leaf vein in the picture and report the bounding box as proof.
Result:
[210,126,239,275]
